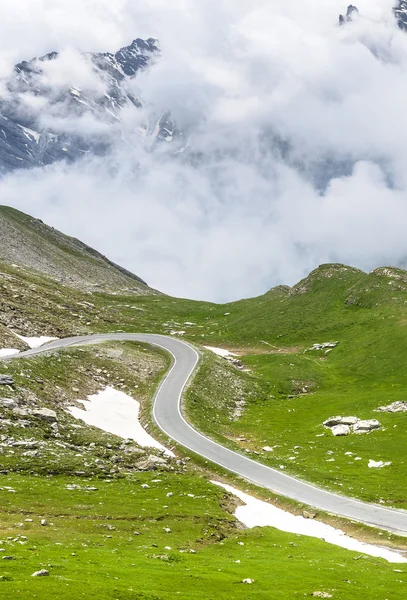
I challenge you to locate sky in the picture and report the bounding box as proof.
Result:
[0,0,406,302]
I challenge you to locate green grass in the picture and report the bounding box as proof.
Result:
[0,473,406,599]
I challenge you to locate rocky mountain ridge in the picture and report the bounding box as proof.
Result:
[0,205,153,294]
[0,37,175,173]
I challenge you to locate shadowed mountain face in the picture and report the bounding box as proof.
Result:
[395,0,407,30]
[0,205,154,294]
[340,2,407,28]
[0,38,176,174]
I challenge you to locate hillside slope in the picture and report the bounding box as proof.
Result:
[0,206,153,294]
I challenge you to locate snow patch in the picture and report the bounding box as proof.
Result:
[14,335,58,349]
[67,386,174,457]
[0,349,20,358]
[211,481,407,564]
[368,460,392,469]
[204,346,237,358]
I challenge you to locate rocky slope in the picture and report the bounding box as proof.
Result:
[0,205,153,294]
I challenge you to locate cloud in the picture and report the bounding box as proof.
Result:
[0,0,406,301]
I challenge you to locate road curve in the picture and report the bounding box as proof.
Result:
[2,333,407,534]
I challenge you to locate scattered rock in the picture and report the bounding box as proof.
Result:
[32,408,57,422]
[32,569,49,577]
[308,342,338,352]
[242,578,254,584]
[331,424,350,437]
[262,446,274,452]
[2,556,14,560]
[40,519,48,526]
[312,593,332,599]
[0,376,14,386]
[377,401,407,413]
[323,416,381,435]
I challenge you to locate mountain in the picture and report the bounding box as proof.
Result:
[0,205,153,293]
[340,2,407,29]
[0,38,176,174]
[395,0,407,30]
[339,5,359,25]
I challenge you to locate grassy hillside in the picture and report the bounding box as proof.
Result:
[0,206,153,294]
[183,264,407,508]
[1,254,407,597]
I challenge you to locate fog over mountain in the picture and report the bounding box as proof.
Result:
[0,0,406,302]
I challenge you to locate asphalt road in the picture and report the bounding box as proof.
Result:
[2,333,407,534]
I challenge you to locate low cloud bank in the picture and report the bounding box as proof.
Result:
[0,1,406,301]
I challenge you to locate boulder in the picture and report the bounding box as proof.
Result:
[32,408,57,422]
[32,569,49,577]
[323,416,344,427]
[13,408,31,417]
[0,376,14,386]
[323,416,359,428]
[136,455,168,471]
[303,511,317,519]
[331,424,350,437]
[0,398,17,409]
[352,419,381,434]
[338,416,359,426]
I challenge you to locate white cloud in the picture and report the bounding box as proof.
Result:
[0,1,406,301]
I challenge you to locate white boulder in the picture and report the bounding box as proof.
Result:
[331,424,350,436]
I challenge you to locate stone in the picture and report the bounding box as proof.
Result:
[312,593,332,599]
[303,511,317,519]
[12,441,39,449]
[262,446,274,452]
[377,401,407,413]
[41,519,48,526]
[136,455,168,471]
[2,556,14,560]
[323,416,344,427]
[32,569,49,577]
[32,408,57,422]
[352,419,381,434]
[0,376,14,386]
[331,424,350,437]
[338,416,359,426]
[13,408,31,417]
[0,398,17,409]
[323,416,359,428]
[242,578,254,584]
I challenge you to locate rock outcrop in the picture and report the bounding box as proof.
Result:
[323,416,381,435]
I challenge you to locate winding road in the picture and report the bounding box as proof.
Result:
[2,333,407,534]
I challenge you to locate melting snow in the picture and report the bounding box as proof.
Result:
[67,386,174,457]
[368,460,392,469]
[0,349,20,358]
[212,481,407,564]
[204,346,237,358]
[14,335,58,349]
